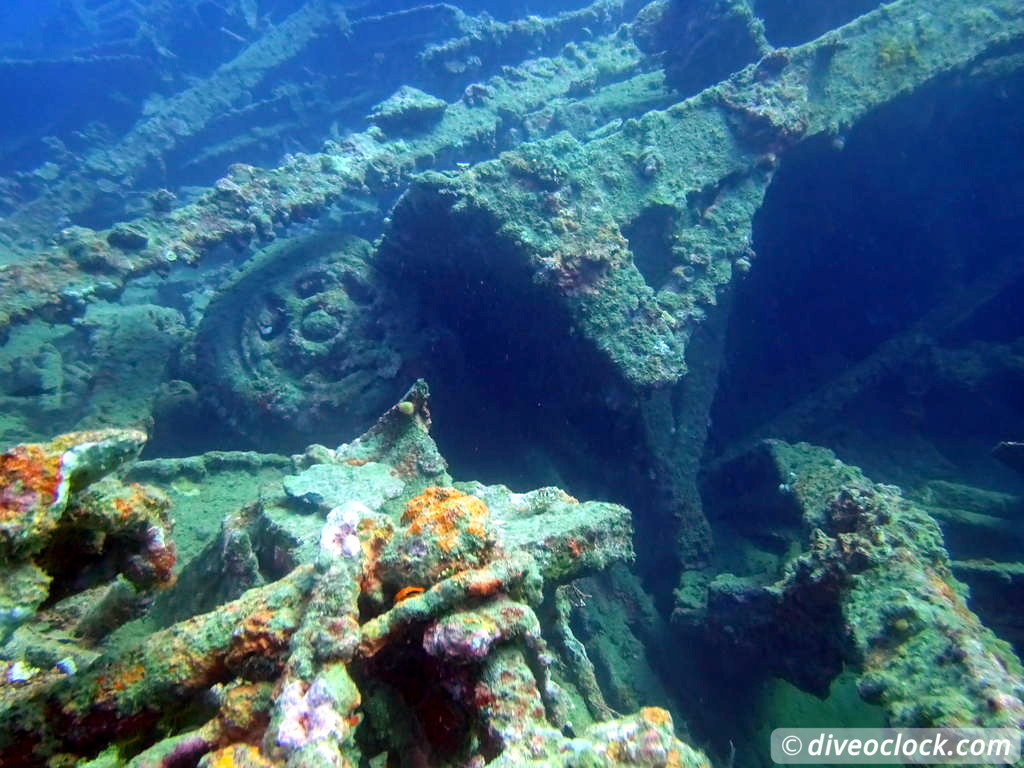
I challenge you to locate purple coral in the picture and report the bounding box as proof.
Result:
[423,600,542,661]
[423,617,497,660]
[275,678,347,750]
[320,501,368,560]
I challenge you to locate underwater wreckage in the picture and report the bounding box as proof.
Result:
[1,0,1024,765]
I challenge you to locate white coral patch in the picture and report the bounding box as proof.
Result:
[320,501,370,558]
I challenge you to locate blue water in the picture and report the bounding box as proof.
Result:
[0,1,1022,767]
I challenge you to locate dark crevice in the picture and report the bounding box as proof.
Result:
[710,70,1024,489]
[376,191,651,500]
[623,204,678,291]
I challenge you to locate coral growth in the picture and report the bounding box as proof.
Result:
[700,441,1024,730]
[0,429,174,644]
[0,383,705,767]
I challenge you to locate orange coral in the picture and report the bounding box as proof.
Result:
[640,706,672,726]
[225,610,289,670]
[394,586,425,603]
[49,429,130,453]
[95,663,148,701]
[566,537,588,559]
[146,541,178,587]
[605,741,625,761]
[216,682,273,742]
[401,486,490,553]
[204,744,274,768]
[466,574,503,599]
[0,444,62,521]
[925,568,975,623]
[109,484,162,523]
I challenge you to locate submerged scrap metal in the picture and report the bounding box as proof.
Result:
[0,429,174,646]
[0,0,647,251]
[2,0,1021,576]
[4,0,1020,338]
[701,440,1024,729]
[376,0,1024,579]
[1,0,1023,762]
[0,382,708,767]
[3,390,1019,765]
[0,26,649,330]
